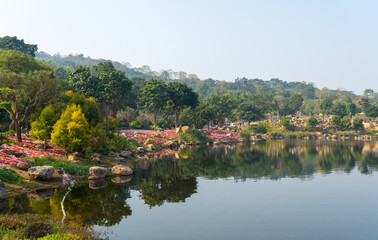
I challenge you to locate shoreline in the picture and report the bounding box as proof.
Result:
[3,135,377,198]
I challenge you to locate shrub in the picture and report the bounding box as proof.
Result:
[51,104,91,153]
[280,116,294,131]
[0,167,23,184]
[116,107,137,127]
[247,122,269,134]
[137,109,154,128]
[331,115,341,130]
[239,131,251,141]
[353,117,364,130]
[0,131,12,145]
[179,129,209,143]
[109,135,139,150]
[64,91,101,127]
[29,105,60,149]
[90,123,108,150]
[306,117,318,131]
[256,122,269,133]
[103,117,118,136]
[341,116,351,130]
[130,120,142,128]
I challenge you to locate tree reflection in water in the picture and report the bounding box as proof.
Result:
[4,140,377,226]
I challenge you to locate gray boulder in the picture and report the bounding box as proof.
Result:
[0,180,6,200]
[88,166,107,180]
[16,162,30,171]
[111,165,133,176]
[28,166,55,180]
[120,151,132,158]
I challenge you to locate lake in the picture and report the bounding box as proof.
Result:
[3,140,378,240]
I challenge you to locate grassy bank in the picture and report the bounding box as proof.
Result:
[0,214,101,239]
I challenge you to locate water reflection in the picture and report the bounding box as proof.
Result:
[4,140,377,227]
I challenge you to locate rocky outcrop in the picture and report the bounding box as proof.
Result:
[144,139,154,145]
[0,180,6,200]
[28,166,55,180]
[114,156,126,162]
[120,150,132,158]
[111,165,133,176]
[67,152,85,162]
[16,162,30,171]
[137,147,146,153]
[88,166,107,180]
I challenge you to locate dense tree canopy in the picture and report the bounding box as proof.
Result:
[0,36,38,57]
[0,49,61,142]
[140,79,170,127]
[167,82,199,128]
[68,62,133,116]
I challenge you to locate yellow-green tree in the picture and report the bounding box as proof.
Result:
[51,104,91,153]
[29,105,59,149]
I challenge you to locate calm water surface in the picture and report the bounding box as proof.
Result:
[3,140,378,240]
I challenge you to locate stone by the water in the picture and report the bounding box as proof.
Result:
[88,166,107,180]
[111,165,133,176]
[28,166,55,180]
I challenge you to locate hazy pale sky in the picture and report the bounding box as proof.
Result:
[1,0,377,93]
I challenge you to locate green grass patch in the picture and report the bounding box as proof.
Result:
[0,167,23,184]
[30,157,90,178]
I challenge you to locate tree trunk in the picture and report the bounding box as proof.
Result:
[174,109,179,128]
[15,121,22,143]
[153,112,157,128]
[9,120,16,131]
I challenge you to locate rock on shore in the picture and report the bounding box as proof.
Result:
[111,165,133,176]
[28,166,55,180]
[88,166,107,180]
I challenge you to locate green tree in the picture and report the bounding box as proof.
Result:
[345,97,357,118]
[331,115,341,131]
[306,117,318,131]
[0,50,61,142]
[359,96,370,112]
[330,102,347,117]
[365,104,378,118]
[340,116,351,130]
[140,79,169,127]
[167,82,199,128]
[288,93,304,114]
[353,117,364,130]
[68,62,133,117]
[206,94,235,126]
[0,36,38,57]
[280,116,292,130]
[29,105,60,149]
[51,104,91,153]
[63,91,101,127]
[237,101,263,123]
[320,97,333,115]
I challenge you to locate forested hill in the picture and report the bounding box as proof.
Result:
[35,51,150,79]
[35,51,362,101]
